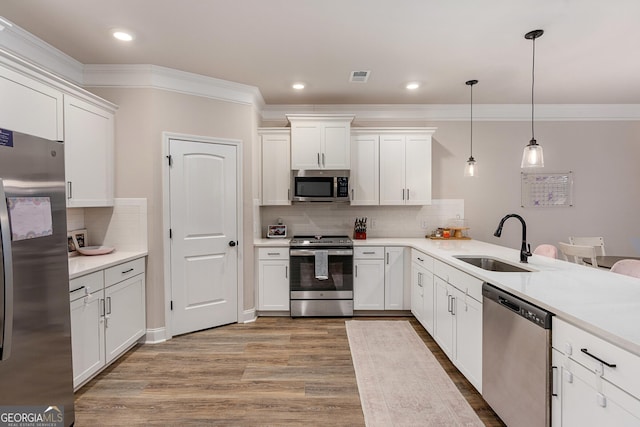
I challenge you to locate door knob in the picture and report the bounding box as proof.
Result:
[228,241,237,247]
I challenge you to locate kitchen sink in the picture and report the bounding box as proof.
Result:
[453,256,535,273]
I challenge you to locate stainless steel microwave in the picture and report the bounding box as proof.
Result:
[291,170,350,203]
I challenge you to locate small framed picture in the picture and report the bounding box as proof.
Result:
[267,224,287,238]
[67,229,87,256]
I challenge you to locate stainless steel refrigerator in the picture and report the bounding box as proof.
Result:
[0,129,75,426]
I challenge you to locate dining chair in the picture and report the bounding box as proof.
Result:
[558,242,599,267]
[533,244,558,259]
[568,236,606,256]
[610,259,640,278]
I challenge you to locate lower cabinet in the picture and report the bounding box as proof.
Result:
[353,246,407,311]
[257,247,290,311]
[433,261,483,392]
[384,247,407,310]
[411,249,434,334]
[552,318,640,426]
[69,257,146,390]
[354,247,385,310]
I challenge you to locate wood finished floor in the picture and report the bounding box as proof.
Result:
[74,317,505,426]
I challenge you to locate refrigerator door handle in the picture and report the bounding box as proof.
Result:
[0,178,14,361]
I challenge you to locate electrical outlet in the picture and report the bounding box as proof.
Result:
[370,218,376,229]
[421,220,429,229]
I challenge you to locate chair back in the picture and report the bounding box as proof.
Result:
[568,236,606,256]
[558,242,598,267]
[610,259,640,278]
[533,244,558,259]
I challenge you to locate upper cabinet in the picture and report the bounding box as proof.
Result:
[259,128,291,206]
[0,62,64,141]
[380,132,433,205]
[1,53,117,208]
[287,114,353,170]
[352,128,436,206]
[64,95,115,207]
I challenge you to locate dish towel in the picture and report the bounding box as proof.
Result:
[315,250,329,280]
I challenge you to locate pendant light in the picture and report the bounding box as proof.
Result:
[521,29,544,168]
[464,79,478,177]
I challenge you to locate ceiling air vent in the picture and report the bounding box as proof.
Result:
[350,70,370,83]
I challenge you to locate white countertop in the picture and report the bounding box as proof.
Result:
[68,250,148,280]
[255,236,640,356]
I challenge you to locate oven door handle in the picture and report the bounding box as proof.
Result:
[290,249,354,257]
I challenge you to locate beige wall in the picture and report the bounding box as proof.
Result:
[90,87,256,331]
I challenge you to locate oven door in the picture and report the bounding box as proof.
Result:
[289,248,353,299]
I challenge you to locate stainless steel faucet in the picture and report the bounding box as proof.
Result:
[494,214,531,263]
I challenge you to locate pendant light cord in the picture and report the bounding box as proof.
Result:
[470,83,473,157]
[531,36,536,141]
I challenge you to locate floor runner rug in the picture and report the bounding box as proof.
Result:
[346,320,484,427]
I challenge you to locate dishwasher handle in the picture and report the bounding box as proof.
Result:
[498,295,521,313]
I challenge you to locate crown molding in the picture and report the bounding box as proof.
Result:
[0,16,84,84]
[263,103,640,122]
[83,64,265,108]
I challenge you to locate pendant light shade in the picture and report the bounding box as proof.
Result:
[521,29,544,168]
[464,79,478,177]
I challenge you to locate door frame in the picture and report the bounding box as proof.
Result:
[161,131,244,340]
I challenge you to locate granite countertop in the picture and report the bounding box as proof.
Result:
[254,236,640,356]
[68,250,148,280]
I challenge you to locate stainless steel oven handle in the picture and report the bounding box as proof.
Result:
[0,179,14,361]
[290,249,354,257]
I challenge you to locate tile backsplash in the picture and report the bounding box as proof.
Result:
[261,199,464,238]
[67,198,148,252]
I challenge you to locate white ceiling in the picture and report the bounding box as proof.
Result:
[2,0,640,105]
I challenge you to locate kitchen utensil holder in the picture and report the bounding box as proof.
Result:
[354,231,367,240]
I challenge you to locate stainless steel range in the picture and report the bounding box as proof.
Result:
[289,235,353,317]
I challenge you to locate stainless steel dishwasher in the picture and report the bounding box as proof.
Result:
[482,282,554,427]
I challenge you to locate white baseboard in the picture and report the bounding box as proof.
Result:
[241,308,257,323]
[144,327,168,344]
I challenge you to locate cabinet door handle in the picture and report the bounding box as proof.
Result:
[551,366,558,397]
[106,296,112,315]
[317,153,320,167]
[100,298,105,316]
[407,188,410,200]
[122,268,134,274]
[447,295,452,313]
[267,252,279,256]
[285,266,288,279]
[417,257,424,262]
[418,272,422,287]
[362,251,375,255]
[386,252,389,264]
[402,189,405,200]
[580,348,617,368]
[355,265,358,277]
[351,189,354,200]
[67,181,73,199]
[322,153,325,167]
[451,296,456,315]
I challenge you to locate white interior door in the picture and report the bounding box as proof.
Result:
[169,138,238,336]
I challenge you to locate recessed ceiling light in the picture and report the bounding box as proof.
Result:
[112,29,134,42]
[406,82,420,90]
[292,83,305,90]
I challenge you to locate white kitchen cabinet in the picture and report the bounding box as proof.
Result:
[104,271,146,364]
[69,257,146,390]
[287,115,353,170]
[379,133,432,205]
[353,247,385,310]
[64,94,115,207]
[411,250,434,334]
[69,271,105,389]
[257,247,290,311]
[259,128,291,205]
[552,317,640,426]
[384,247,407,310]
[0,62,64,141]
[433,260,483,392]
[350,134,379,205]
